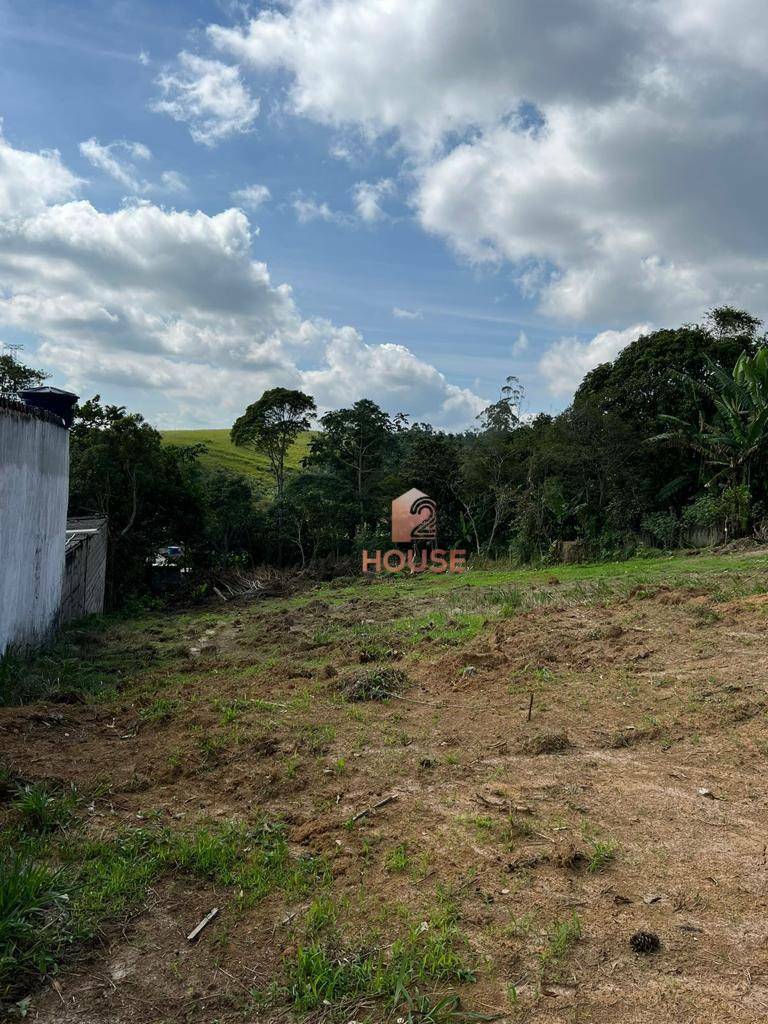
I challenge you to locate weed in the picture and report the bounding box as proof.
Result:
[0,853,71,998]
[538,913,582,974]
[304,894,337,937]
[386,843,410,873]
[585,837,618,873]
[139,698,178,723]
[12,783,77,833]
[300,723,336,754]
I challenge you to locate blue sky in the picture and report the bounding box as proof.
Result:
[1,1,765,428]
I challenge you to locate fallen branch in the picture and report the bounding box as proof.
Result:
[350,794,398,823]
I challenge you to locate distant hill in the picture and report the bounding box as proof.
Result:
[160,429,312,492]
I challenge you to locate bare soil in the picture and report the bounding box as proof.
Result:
[4,575,768,1023]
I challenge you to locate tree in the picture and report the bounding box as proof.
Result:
[69,397,204,603]
[457,377,525,553]
[201,469,260,562]
[231,388,316,503]
[307,399,394,529]
[0,350,48,399]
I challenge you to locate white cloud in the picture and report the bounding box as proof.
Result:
[292,194,348,225]
[79,138,151,192]
[151,52,260,146]
[0,131,483,429]
[0,123,81,217]
[301,327,485,427]
[538,324,651,395]
[138,50,150,66]
[231,183,271,210]
[208,0,643,151]
[352,178,394,223]
[208,0,768,328]
[392,307,422,320]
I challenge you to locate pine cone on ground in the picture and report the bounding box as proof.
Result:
[630,930,660,954]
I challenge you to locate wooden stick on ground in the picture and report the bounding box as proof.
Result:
[350,794,398,823]
[187,907,219,942]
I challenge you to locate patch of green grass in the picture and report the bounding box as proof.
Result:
[12,783,77,833]
[0,852,71,1000]
[160,428,312,491]
[1,814,328,1005]
[304,894,338,937]
[0,619,173,707]
[284,899,474,1014]
[299,723,336,754]
[585,837,618,873]
[538,913,582,975]
[139,698,178,723]
[386,843,410,873]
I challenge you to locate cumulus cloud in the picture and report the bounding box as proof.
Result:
[0,124,81,216]
[151,52,260,146]
[0,131,483,428]
[208,0,644,150]
[392,307,422,320]
[208,0,768,330]
[352,178,395,223]
[301,327,485,427]
[231,183,271,210]
[538,324,651,395]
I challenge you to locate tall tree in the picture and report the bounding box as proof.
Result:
[231,388,316,503]
[307,399,393,529]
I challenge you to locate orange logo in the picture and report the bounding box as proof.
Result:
[391,488,437,543]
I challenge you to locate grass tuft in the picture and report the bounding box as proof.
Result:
[340,667,409,702]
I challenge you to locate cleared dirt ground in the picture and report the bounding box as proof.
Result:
[4,554,768,1023]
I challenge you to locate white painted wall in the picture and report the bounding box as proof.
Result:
[0,401,69,655]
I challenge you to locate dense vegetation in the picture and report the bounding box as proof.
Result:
[6,306,768,605]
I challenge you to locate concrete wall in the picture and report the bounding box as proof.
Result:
[62,518,108,623]
[0,399,69,655]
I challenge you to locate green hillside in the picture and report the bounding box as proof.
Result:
[160,429,312,491]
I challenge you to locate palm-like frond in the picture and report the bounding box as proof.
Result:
[651,350,768,486]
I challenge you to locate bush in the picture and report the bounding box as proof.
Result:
[640,511,678,548]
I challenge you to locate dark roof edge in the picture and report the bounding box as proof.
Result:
[0,396,67,428]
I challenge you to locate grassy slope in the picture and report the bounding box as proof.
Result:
[160,429,312,490]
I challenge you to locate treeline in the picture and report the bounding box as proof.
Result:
[6,305,768,605]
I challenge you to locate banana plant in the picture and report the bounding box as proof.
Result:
[652,348,768,490]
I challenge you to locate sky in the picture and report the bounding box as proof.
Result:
[1,0,767,430]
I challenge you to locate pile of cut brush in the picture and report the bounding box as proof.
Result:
[211,566,301,601]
